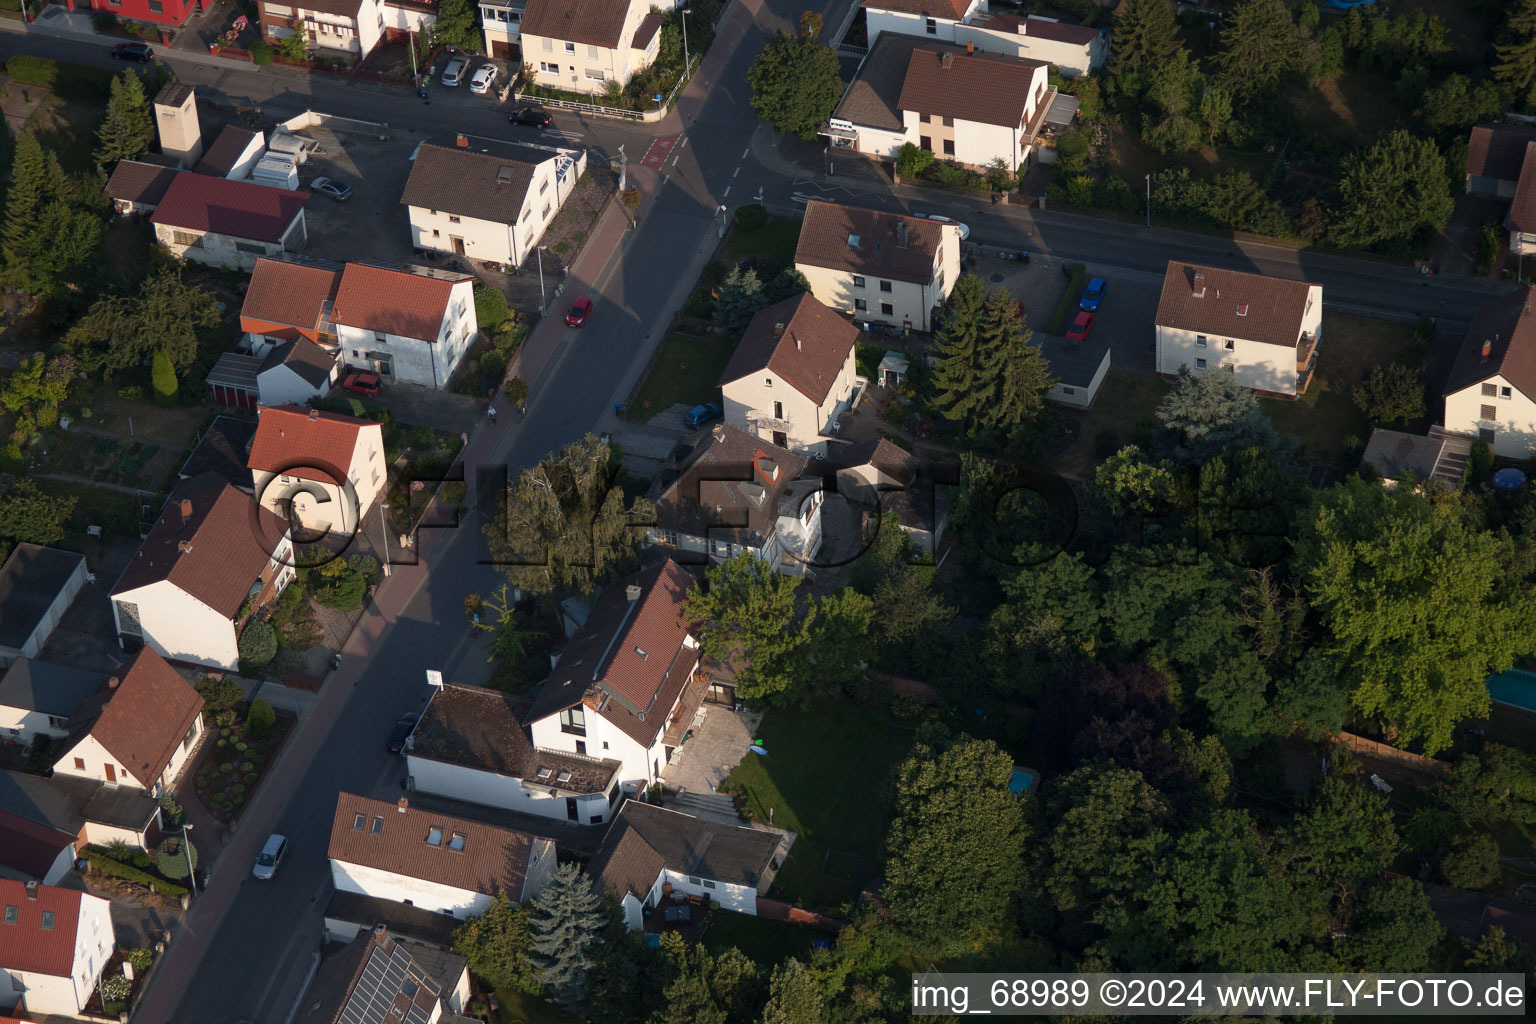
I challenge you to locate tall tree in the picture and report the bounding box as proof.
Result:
[1197,85,1234,147]
[759,959,823,1024]
[1215,0,1309,101]
[94,71,154,167]
[151,347,179,406]
[884,738,1029,939]
[1494,0,1536,109]
[1418,74,1507,134]
[65,265,219,374]
[711,266,766,336]
[928,276,1053,441]
[1109,0,1181,99]
[0,479,77,546]
[452,890,542,995]
[1352,362,1425,427]
[1333,130,1453,250]
[1143,50,1204,156]
[1343,878,1443,971]
[1,131,50,289]
[528,863,606,1011]
[747,31,843,141]
[684,553,810,703]
[1154,368,1281,465]
[431,0,480,51]
[1287,776,1401,891]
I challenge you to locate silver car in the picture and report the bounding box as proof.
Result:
[440,56,469,87]
[252,834,287,881]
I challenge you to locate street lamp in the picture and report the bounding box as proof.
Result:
[537,245,548,316]
[378,502,391,577]
[680,8,692,74]
[1145,173,1151,228]
[180,822,195,902]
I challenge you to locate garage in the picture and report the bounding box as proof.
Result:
[489,39,518,59]
[206,353,262,409]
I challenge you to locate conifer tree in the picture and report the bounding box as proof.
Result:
[711,266,765,337]
[151,347,179,406]
[94,71,154,167]
[528,863,605,1011]
[1495,0,1536,108]
[926,273,990,430]
[928,275,1054,440]
[1110,0,1181,98]
[2,131,50,287]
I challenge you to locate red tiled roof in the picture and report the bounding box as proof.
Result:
[1154,261,1315,348]
[897,47,1045,128]
[1466,124,1536,182]
[81,648,204,788]
[721,292,859,404]
[241,258,342,334]
[0,879,84,977]
[246,406,373,484]
[327,793,546,901]
[863,0,969,19]
[150,173,309,243]
[112,477,290,617]
[0,809,75,879]
[331,263,465,342]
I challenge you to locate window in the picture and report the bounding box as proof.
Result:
[147,0,161,10]
[1502,386,1513,399]
[942,115,954,127]
[575,740,587,755]
[352,813,365,831]
[1062,386,1076,395]
[1482,404,1498,420]
[370,815,384,834]
[602,741,610,749]
[1483,383,1500,397]
[40,911,55,931]
[540,60,558,73]
[879,280,892,293]
[2,906,15,925]
[688,875,703,885]
[773,401,783,418]
[1481,427,1496,443]
[764,377,772,387]
[1195,335,1207,347]
[377,12,383,28]
[542,203,552,218]
[1223,339,1235,351]
[1195,358,1207,370]
[48,715,68,729]
[374,331,388,343]
[587,43,599,59]
[448,215,461,224]
[539,179,549,195]
[919,135,932,151]
[589,814,604,824]
[586,70,606,82]
[171,230,200,247]
[942,139,955,156]
[560,707,586,734]
[74,757,85,770]
[425,826,444,846]
[880,302,893,315]
[702,879,716,889]
[565,41,575,53]
[925,16,936,32]
[852,275,865,288]
[1224,364,1235,373]
[854,298,867,312]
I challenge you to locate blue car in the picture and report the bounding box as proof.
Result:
[1080,277,1108,312]
[684,403,723,430]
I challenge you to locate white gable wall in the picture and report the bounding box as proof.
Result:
[1446,374,1536,458]
[329,859,494,918]
[256,360,337,406]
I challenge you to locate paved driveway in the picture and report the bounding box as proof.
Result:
[295,128,419,265]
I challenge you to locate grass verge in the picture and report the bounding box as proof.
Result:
[628,332,734,422]
[723,217,803,271]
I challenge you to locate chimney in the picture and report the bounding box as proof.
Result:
[896,220,908,248]
[626,583,642,602]
[455,133,469,148]
[180,498,193,523]
[1192,272,1206,298]
[966,40,974,54]
[940,51,953,68]
[308,408,319,420]
[793,332,802,351]
[397,796,409,813]
[373,923,387,937]
[25,881,38,901]
[1482,339,1493,361]
[773,322,786,333]
[107,676,120,690]
[177,540,193,554]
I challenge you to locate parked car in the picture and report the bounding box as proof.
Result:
[510,107,553,129]
[440,56,470,87]
[469,64,499,95]
[916,212,970,241]
[252,834,287,881]
[386,714,420,755]
[683,402,723,430]
[1066,311,1096,342]
[1080,277,1108,312]
[342,372,382,397]
[111,43,154,62]
[565,296,593,327]
[311,176,352,201]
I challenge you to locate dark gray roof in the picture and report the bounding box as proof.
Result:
[400,136,566,226]
[259,337,337,388]
[595,802,783,890]
[323,890,461,947]
[1033,332,1107,387]
[206,352,263,389]
[0,545,85,651]
[648,425,809,548]
[177,416,257,491]
[396,938,467,1001]
[0,660,109,718]
[194,125,261,178]
[0,769,160,834]
[297,928,441,1024]
[836,32,936,131]
[1361,429,1446,481]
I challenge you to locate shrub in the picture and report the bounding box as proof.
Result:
[156,837,198,879]
[733,203,767,231]
[314,571,367,610]
[891,693,927,720]
[1477,220,1502,276]
[82,847,187,897]
[1441,833,1500,889]
[5,55,56,87]
[685,288,716,318]
[245,698,276,742]
[121,947,154,972]
[896,142,934,179]
[1047,264,1086,334]
[234,740,248,752]
[504,376,529,405]
[985,159,1015,192]
[198,676,244,716]
[238,619,277,666]
[160,794,184,829]
[347,553,379,578]
[102,974,131,1002]
[151,348,179,406]
[479,350,507,380]
[0,444,22,473]
[249,40,272,64]
[473,282,510,331]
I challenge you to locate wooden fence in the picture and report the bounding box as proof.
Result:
[1329,731,1450,779]
[756,897,844,932]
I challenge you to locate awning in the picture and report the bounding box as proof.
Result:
[1044,93,1080,127]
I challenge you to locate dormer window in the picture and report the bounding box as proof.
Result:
[2,905,15,925]
[40,911,54,931]
[370,816,384,834]
[426,826,444,846]
[1236,304,1249,317]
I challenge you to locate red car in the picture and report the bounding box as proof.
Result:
[1066,311,1096,342]
[565,297,593,328]
[342,372,382,397]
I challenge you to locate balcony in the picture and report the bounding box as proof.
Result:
[1295,330,1319,372]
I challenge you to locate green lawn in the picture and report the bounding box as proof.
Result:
[494,988,575,1024]
[1045,370,1169,477]
[26,94,107,175]
[705,911,822,963]
[721,701,916,914]
[723,217,802,272]
[628,332,734,422]
[1289,73,1404,143]
[37,479,143,552]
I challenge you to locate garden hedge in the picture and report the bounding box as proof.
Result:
[1047,264,1087,335]
[5,56,118,98]
[82,847,187,898]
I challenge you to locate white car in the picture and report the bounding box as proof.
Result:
[469,64,499,95]
[916,212,970,241]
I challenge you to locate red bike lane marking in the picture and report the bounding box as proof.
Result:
[641,133,679,170]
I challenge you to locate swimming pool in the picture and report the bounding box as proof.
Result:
[1009,767,1039,795]
[1486,668,1536,712]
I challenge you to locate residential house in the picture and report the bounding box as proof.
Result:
[827,437,949,555]
[519,0,664,97]
[176,416,258,492]
[0,770,163,851]
[1360,428,1471,489]
[794,200,960,332]
[51,648,205,798]
[953,11,1106,75]
[526,560,707,793]
[479,0,523,57]
[588,802,787,933]
[827,35,1053,175]
[327,793,556,919]
[247,406,387,535]
[719,292,863,454]
[293,924,469,1024]
[405,683,625,827]
[332,261,479,388]
[194,125,265,180]
[1443,287,1536,458]
[861,0,982,47]
[1153,261,1323,399]
[105,159,180,216]
[1464,125,1536,256]
[241,257,343,347]
[401,134,584,272]
[0,881,114,1018]
[258,0,436,64]
[256,338,341,405]
[0,661,108,747]
[646,424,824,576]
[1035,329,1110,408]
[110,476,295,670]
[88,0,205,30]
[0,812,76,887]
[151,172,310,271]
[0,546,88,669]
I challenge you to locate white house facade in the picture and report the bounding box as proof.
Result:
[247,406,387,535]
[332,262,478,389]
[1443,288,1536,459]
[862,0,982,47]
[519,0,663,96]
[0,881,114,1018]
[479,0,523,56]
[150,172,310,272]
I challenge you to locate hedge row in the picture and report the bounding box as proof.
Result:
[1047,263,1087,335]
[5,55,120,98]
[82,846,188,898]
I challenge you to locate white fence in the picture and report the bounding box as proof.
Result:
[279,110,391,140]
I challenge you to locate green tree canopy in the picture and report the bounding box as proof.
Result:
[927,275,1054,441]
[1155,368,1281,465]
[453,890,543,995]
[1494,0,1536,109]
[1352,362,1425,427]
[1287,776,1401,891]
[747,31,844,141]
[1343,877,1442,971]
[759,958,823,1024]
[529,863,606,1011]
[1333,130,1454,250]
[1109,0,1181,99]
[431,0,480,51]
[1215,0,1311,101]
[684,553,813,704]
[0,479,76,546]
[66,266,220,375]
[711,266,765,336]
[94,70,154,167]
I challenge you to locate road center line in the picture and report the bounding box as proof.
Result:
[732,166,740,178]
[722,186,731,198]
[741,147,750,159]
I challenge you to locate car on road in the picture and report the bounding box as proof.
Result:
[386,714,420,755]
[111,43,155,62]
[1066,311,1096,342]
[252,834,287,881]
[440,56,470,86]
[916,212,970,241]
[469,64,499,95]
[310,176,352,201]
[565,296,593,327]
[1080,277,1108,312]
[510,107,553,129]
[683,402,723,430]
[342,372,382,397]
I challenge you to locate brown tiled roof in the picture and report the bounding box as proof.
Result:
[721,293,859,404]
[835,31,924,132]
[1509,143,1536,234]
[795,200,945,286]
[105,159,179,208]
[0,879,85,977]
[829,437,917,487]
[333,262,468,342]
[150,172,309,243]
[78,648,204,788]
[590,802,783,896]
[1466,124,1536,182]
[265,0,364,20]
[194,124,261,178]
[399,136,558,228]
[259,337,337,388]
[409,683,620,796]
[632,10,664,49]
[976,10,1022,31]
[247,405,372,483]
[520,0,631,48]
[648,425,810,548]
[587,819,665,899]
[1024,15,1100,43]
[897,47,1045,129]
[862,0,968,19]
[112,477,290,616]
[1444,287,1536,397]
[328,793,547,902]
[241,257,341,333]
[527,561,701,747]
[1154,261,1315,348]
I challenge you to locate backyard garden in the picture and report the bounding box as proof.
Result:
[189,677,293,824]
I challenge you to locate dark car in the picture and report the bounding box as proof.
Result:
[111,42,155,62]
[342,372,382,397]
[510,107,553,129]
[1066,311,1096,342]
[311,176,352,201]
[386,714,420,755]
[683,402,723,430]
[565,296,593,327]
[1080,276,1108,312]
